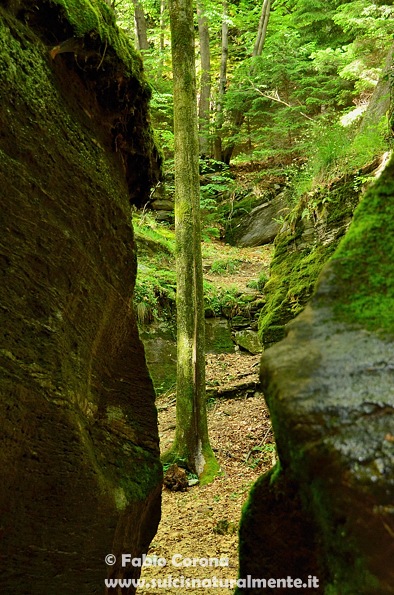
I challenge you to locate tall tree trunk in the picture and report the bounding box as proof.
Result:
[160,0,166,52]
[253,0,271,57]
[221,0,272,164]
[164,0,219,483]
[214,0,228,162]
[132,0,149,51]
[197,0,212,158]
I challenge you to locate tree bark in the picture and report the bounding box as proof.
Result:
[164,0,219,482]
[132,0,149,51]
[253,0,271,57]
[160,0,166,52]
[214,0,229,161]
[197,0,212,158]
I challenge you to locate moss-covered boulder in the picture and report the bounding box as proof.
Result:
[258,160,381,349]
[0,2,161,593]
[238,156,394,593]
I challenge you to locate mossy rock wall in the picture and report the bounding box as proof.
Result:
[258,163,381,348]
[0,2,161,593]
[238,156,394,593]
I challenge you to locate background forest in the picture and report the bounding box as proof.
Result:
[111,0,393,169]
[110,0,394,337]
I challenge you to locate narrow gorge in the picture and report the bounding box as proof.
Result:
[1,1,394,594]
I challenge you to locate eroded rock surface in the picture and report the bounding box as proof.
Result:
[229,193,288,247]
[258,158,382,349]
[238,157,394,593]
[0,2,161,593]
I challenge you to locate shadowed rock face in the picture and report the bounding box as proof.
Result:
[238,157,394,593]
[231,193,288,247]
[0,3,161,593]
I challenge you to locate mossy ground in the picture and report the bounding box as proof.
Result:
[133,213,269,327]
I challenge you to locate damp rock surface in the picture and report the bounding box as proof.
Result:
[238,157,394,593]
[0,2,161,593]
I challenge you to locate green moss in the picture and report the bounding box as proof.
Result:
[118,446,162,504]
[329,158,394,334]
[161,439,220,485]
[50,0,144,78]
[160,448,182,467]
[198,444,221,486]
[0,6,155,212]
[258,176,360,347]
[259,236,336,346]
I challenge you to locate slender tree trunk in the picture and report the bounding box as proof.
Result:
[132,0,149,51]
[197,0,212,158]
[163,0,219,483]
[160,0,166,52]
[253,0,271,57]
[214,0,228,162]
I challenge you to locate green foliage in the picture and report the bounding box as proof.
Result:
[132,212,176,323]
[134,265,176,324]
[257,271,269,290]
[133,214,256,323]
[225,1,392,162]
[112,0,393,165]
[204,282,254,318]
[246,443,276,470]
[209,258,241,275]
[200,163,234,236]
[285,114,388,210]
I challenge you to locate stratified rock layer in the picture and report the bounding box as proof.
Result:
[230,193,288,247]
[238,157,394,593]
[258,158,382,349]
[0,2,161,593]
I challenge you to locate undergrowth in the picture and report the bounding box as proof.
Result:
[288,116,388,206]
[132,211,252,325]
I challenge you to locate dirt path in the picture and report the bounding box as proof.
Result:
[139,379,274,594]
[202,241,272,294]
[138,242,274,593]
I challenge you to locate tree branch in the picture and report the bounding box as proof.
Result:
[249,83,314,121]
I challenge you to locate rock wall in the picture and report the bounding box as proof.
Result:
[0,2,162,593]
[258,158,382,348]
[238,156,394,593]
